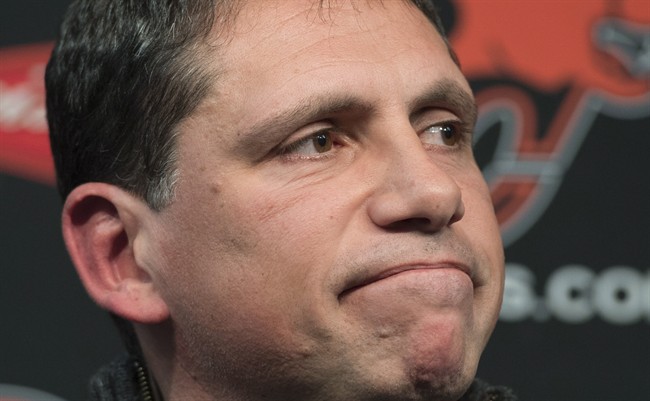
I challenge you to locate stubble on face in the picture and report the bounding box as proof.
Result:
[145,1,505,400]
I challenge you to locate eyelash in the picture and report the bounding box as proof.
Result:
[421,119,472,149]
[278,128,339,158]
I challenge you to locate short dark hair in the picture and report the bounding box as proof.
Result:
[46,0,229,210]
[46,0,450,211]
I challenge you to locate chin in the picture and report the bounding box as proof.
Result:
[343,340,479,400]
[407,365,476,401]
[356,367,475,401]
[401,318,479,400]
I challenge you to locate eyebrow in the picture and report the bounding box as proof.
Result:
[233,92,374,158]
[408,79,478,128]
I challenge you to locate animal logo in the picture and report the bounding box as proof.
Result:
[450,0,650,245]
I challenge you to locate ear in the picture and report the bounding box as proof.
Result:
[62,183,169,324]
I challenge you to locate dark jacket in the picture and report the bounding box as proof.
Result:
[89,354,517,401]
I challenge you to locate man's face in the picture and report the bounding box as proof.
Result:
[144,1,504,399]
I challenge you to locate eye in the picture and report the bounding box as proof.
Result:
[421,122,462,147]
[312,132,333,153]
[282,130,334,156]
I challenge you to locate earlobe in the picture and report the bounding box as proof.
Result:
[62,183,169,324]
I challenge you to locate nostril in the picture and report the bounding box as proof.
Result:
[448,199,465,225]
[448,212,462,225]
[384,217,437,233]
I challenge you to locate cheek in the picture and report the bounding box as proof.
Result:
[458,172,501,248]
[244,175,355,259]
[462,181,504,291]
[457,172,505,321]
[157,176,345,335]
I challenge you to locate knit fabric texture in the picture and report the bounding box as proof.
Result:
[88,354,518,401]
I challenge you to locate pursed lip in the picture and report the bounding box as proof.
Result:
[338,260,474,298]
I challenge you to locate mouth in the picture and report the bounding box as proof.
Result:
[339,261,474,299]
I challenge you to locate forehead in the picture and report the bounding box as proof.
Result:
[212,0,462,84]
[225,0,435,50]
[184,0,469,148]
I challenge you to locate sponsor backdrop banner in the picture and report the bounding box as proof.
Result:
[1,1,648,400]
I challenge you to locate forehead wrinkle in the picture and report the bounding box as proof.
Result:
[230,0,428,59]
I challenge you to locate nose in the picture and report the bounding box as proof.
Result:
[366,134,465,233]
